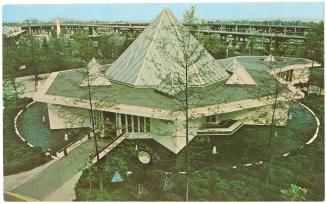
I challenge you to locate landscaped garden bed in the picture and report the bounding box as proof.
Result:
[75,100,319,201]
[4,99,50,175]
[16,102,91,154]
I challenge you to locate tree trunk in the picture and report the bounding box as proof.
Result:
[34,74,38,92]
[99,169,103,190]
[86,68,99,161]
[265,61,280,190]
[10,74,18,100]
[185,52,189,202]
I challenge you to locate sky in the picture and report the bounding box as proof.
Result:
[2,2,324,23]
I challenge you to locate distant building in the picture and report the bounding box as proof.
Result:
[34,10,320,153]
[56,18,61,37]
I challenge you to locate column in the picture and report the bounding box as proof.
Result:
[100,112,105,138]
[125,114,128,133]
[284,27,287,35]
[131,115,134,133]
[116,113,122,135]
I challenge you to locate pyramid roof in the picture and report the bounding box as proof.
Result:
[111,170,124,183]
[105,9,229,88]
[80,58,112,87]
[225,58,257,85]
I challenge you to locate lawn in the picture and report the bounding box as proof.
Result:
[3,99,50,176]
[74,100,319,201]
[16,102,91,154]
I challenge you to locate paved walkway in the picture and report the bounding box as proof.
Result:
[11,139,107,201]
[44,172,83,201]
[4,159,57,192]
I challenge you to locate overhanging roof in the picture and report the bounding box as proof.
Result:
[32,55,315,121]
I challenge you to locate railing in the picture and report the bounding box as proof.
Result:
[197,121,244,136]
[90,131,127,164]
[202,119,237,129]
[55,130,93,157]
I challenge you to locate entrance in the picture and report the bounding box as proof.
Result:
[103,112,117,138]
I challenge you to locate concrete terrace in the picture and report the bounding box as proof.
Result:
[44,56,307,111]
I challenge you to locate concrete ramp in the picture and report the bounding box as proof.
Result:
[9,133,127,201]
[11,139,106,201]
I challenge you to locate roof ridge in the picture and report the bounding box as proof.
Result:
[167,10,228,84]
[106,9,229,88]
[225,58,256,85]
[165,10,205,84]
[134,9,167,86]
[105,13,162,82]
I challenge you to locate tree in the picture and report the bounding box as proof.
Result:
[152,7,230,200]
[202,35,229,59]
[301,22,324,93]
[73,30,97,63]
[303,22,324,66]
[16,34,46,91]
[3,37,21,100]
[247,36,255,55]
[48,37,66,70]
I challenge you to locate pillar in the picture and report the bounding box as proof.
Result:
[284,27,287,35]
[116,113,122,135]
[56,18,61,37]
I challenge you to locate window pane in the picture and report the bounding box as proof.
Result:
[127,115,132,132]
[210,115,216,122]
[121,114,126,132]
[133,116,138,132]
[140,117,144,132]
[146,117,151,132]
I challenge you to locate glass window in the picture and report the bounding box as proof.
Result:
[289,69,293,81]
[140,117,145,132]
[121,114,126,132]
[133,116,138,132]
[212,115,217,122]
[127,115,132,132]
[146,117,151,132]
[206,115,219,123]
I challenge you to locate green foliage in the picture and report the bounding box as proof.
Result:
[3,98,49,175]
[3,80,18,106]
[73,95,323,201]
[2,31,138,79]
[281,184,307,201]
[303,22,324,65]
[202,35,229,59]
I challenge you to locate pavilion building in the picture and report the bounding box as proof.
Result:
[33,9,320,153]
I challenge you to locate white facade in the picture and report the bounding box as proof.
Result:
[47,104,91,129]
[46,101,290,153]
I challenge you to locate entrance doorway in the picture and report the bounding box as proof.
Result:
[103,111,117,138]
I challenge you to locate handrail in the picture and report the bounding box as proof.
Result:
[57,130,92,153]
[91,131,126,159]
[202,119,237,129]
[197,121,244,136]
